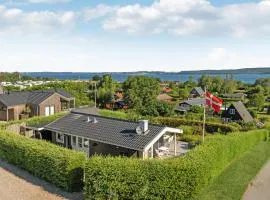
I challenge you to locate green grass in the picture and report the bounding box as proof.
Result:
[99,109,128,119]
[197,140,270,200]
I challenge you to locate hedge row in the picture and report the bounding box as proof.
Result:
[153,116,239,133]
[84,129,269,199]
[0,131,86,192]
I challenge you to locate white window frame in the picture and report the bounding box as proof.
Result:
[56,133,64,143]
[229,109,236,115]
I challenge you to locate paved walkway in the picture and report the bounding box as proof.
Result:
[243,160,270,200]
[0,160,83,200]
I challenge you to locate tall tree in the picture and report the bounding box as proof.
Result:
[123,76,160,111]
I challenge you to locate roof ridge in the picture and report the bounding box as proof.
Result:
[67,111,165,127]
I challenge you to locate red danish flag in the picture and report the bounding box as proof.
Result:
[205,91,223,113]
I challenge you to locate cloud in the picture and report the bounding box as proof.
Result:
[0,5,75,35]
[27,0,71,3]
[83,4,118,21]
[6,0,71,4]
[102,0,270,37]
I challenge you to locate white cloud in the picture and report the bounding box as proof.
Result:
[0,5,75,35]
[6,0,71,4]
[83,4,118,21]
[102,0,270,37]
[27,0,71,3]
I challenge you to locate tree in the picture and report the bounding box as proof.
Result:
[96,74,116,106]
[92,75,101,81]
[123,76,160,111]
[255,78,270,94]
[248,86,265,111]
[178,88,189,100]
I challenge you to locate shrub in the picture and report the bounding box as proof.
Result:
[152,117,238,134]
[84,129,269,200]
[0,131,86,192]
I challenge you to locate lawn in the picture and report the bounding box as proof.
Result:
[197,140,270,200]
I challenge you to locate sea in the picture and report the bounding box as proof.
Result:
[24,72,270,84]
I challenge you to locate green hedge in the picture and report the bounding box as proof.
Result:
[0,131,86,192]
[84,129,269,200]
[153,117,239,133]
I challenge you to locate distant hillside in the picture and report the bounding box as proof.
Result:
[181,67,270,74]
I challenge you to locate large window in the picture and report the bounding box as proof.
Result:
[56,133,64,143]
[78,137,83,148]
[72,136,77,146]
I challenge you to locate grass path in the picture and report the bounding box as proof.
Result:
[197,140,270,200]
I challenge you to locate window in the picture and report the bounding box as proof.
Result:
[84,138,89,148]
[229,109,236,115]
[72,136,76,146]
[56,133,64,143]
[78,137,82,148]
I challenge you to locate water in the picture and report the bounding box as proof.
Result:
[24,71,270,84]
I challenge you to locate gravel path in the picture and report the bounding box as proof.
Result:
[0,160,83,200]
[243,160,270,200]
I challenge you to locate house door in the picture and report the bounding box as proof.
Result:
[50,106,55,115]
[45,107,50,116]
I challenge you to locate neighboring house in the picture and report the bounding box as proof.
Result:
[223,93,247,100]
[175,98,205,113]
[157,93,173,103]
[222,101,254,122]
[161,86,172,94]
[189,87,204,99]
[0,90,75,121]
[43,111,182,159]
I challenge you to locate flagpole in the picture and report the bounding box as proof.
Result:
[202,86,206,143]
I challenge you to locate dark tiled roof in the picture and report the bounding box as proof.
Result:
[232,101,254,122]
[223,93,246,99]
[182,98,205,106]
[0,90,73,107]
[193,87,204,96]
[45,113,165,151]
[55,90,74,99]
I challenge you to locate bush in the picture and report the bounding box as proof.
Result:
[248,109,257,118]
[0,131,85,191]
[152,117,238,134]
[84,129,269,200]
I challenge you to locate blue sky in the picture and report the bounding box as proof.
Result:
[0,0,269,72]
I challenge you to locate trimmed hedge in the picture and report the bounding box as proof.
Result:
[153,116,239,133]
[84,129,269,200]
[0,131,85,192]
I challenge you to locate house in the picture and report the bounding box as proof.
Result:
[223,93,247,100]
[175,98,205,113]
[222,101,253,122]
[42,110,182,159]
[189,87,204,99]
[0,90,75,121]
[157,93,173,103]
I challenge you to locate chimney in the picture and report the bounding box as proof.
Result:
[139,120,149,133]
[93,117,98,123]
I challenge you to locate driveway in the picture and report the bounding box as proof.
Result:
[243,160,270,200]
[0,160,83,200]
